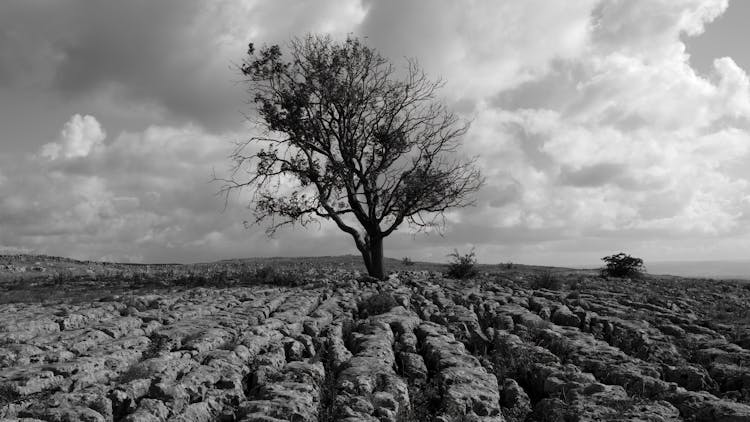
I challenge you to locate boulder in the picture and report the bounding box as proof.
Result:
[551,305,581,328]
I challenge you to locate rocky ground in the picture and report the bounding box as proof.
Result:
[1,257,750,421]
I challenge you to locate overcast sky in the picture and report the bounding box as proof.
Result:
[1,0,750,266]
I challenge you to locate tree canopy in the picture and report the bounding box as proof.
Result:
[220,35,483,279]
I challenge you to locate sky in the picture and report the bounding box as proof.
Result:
[1,0,750,267]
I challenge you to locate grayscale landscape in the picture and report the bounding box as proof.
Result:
[2,1,750,421]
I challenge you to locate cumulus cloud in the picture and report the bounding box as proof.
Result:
[353,0,748,264]
[0,114,360,262]
[40,114,106,160]
[1,115,221,261]
[359,0,598,103]
[591,0,727,59]
[458,0,750,264]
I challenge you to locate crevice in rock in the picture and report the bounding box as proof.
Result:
[397,322,439,422]
[315,318,352,422]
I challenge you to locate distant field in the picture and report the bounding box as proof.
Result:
[647,260,750,280]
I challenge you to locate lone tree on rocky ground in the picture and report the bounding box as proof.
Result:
[601,252,645,278]
[220,35,483,279]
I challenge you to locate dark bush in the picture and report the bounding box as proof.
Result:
[118,365,152,384]
[446,248,478,279]
[396,380,441,421]
[356,274,382,284]
[401,257,415,266]
[568,277,585,291]
[360,292,398,316]
[250,265,303,286]
[0,383,20,406]
[601,253,645,278]
[530,270,562,290]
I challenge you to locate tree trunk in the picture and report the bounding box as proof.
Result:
[368,234,385,280]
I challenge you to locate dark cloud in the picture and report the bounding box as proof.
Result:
[52,1,241,130]
[0,0,366,131]
[559,163,627,188]
[0,1,233,129]
[491,60,586,111]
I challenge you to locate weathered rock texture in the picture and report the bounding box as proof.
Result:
[2,264,750,421]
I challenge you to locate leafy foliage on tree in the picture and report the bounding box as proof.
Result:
[601,252,645,278]
[220,35,483,279]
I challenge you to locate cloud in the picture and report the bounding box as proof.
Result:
[0,114,361,263]
[40,114,106,160]
[1,115,223,261]
[0,0,366,130]
[2,1,750,266]
[591,0,727,59]
[456,0,750,265]
[359,0,598,103]
[560,163,628,188]
[351,0,747,263]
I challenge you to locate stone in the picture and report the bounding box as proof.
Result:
[283,338,306,361]
[123,398,170,422]
[659,324,687,338]
[663,364,718,392]
[398,352,428,383]
[551,305,581,328]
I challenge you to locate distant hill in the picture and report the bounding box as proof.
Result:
[647,260,750,280]
[4,253,750,281]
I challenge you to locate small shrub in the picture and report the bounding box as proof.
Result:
[118,364,152,383]
[397,380,441,421]
[253,265,277,283]
[0,383,20,407]
[142,333,171,359]
[317,340,338,422]
[707,301,750,324]
[208,269,230,285]
[251,265,303,286]
[601,253,645,278]
[401,257,415,266]
[530,330,575,364]
[356,274,382,284]
[360,292,398,316]
[51,270,76,285]
[520,318,552,333]
[568,277,585,291]
[491,345,539,382]
[530,270,562,290]
[446,248,478,279]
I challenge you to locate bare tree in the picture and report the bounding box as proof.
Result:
[220,35,483,279]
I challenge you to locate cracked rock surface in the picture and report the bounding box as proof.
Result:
[2,258,750,421]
